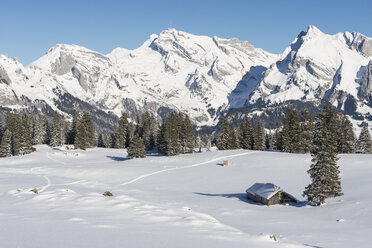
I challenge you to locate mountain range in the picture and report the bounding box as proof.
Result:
[1,25,372,131]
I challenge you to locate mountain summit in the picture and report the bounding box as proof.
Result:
[1,27,372,129]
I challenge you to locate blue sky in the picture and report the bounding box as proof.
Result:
[1,0,371,65]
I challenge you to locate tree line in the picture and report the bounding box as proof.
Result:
[216,107,372,154]
[0,110,196,159]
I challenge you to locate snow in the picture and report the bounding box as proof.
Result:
[246,182,280,199]
[1,146,371,247]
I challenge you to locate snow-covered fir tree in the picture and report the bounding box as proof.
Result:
[5,112,21,156]
[0,129,12,157]
[253,122,265,151]
[127,134,146,159]
[68,111,78,145]
[115,112,128,149]
[337,114,355,153]
[272,122,282,151]
[303,105,343,205]
[356,122,372,153]
[97,133,105,148]
[299,110,314,153]
[282,107,300,153]
[32,114,47,145]
[19,114,33,155]
[242,119,253,149]
[75,111,96,150]
[216,118,230,150]
[180,114,194,153]
[50,111,62,147]
[229,129,238,149]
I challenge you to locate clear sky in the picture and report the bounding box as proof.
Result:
[1,0,371,65]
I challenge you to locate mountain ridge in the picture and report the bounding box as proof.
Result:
[1,26,372,131]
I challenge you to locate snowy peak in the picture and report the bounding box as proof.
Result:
[2,27,372,128]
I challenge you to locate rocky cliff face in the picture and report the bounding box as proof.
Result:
[1,26,372,130]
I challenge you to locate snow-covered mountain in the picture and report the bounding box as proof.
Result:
[1,26,372,129]
[242,26,372,124]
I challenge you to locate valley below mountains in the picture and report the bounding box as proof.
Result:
[1,25,372,131]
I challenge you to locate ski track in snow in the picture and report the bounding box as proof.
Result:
[119,151,258,186]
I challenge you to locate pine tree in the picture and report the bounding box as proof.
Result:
[5,112,21,156]
[32,114,46,145]
[356,122,372,153]
[236,122,245,149]
[75,118,87,150]
[68,111,78,145]
[216,118,230,150]
[337,114,355,153]
[253,122,265,151]
[181,114,194,153]
[0,129,12,157]
[282,107,300,153]
[303,105,343,204]
[265,131,273,150]
[115,113,128,149]
[299,110,314,153]
[97,132,105,148]
[127,134,146,159]
[126,123,135,148]
[19,114,33,155]
[273,122,283,151]
[240,120,253,150]
[229,129,238,149]
[82,112,95,147]
[50,111,62,147]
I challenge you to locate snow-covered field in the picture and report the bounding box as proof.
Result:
[0,146,371,248]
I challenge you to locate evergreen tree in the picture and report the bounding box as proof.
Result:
[252,122,265,151]
[127,134,146,159]
[303,105,343,204]
[97,133,105,148]
[299,110,314,153]
[241,120,253,150]
[19,114,33,155]
[50,111,62,147]
[356,122,372,153]
[126,123,135,148]
[236,122,245,149]
[68,111,78,145]
[229,129,238,149]
[0,129,12,157]
[115,113,128,149]
[272,122,283,151]
[82,112,95,147]
[75,118,87,150]
[337,114,355,153]
[5,112,21,156]
[32,114,46,145]
[265,131,273,150]
[282,107,300,153]
[44,118,52,145]
[216,118,230,150]
[180,114,194,153]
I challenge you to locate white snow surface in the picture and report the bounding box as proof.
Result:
[0,29,277,126]
[1,146,371,248]
[246,182,281,199]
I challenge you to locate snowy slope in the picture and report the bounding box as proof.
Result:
[0,29,277,126]
[1,146,371,247]
[247,26,372,117]
[1,26,372,128]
